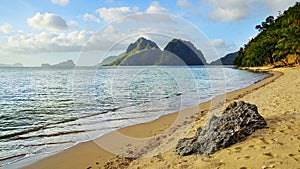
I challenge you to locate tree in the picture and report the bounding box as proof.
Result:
[235,2,300,67]
[255,15,275,32]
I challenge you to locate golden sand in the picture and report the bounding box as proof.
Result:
[22,67,300,169]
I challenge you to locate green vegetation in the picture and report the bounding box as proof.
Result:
[106,37,159,66]
[234,2,300,67]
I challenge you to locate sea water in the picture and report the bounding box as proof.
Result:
[0,66,267,168]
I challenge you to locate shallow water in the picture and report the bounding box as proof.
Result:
[0,66,267,168]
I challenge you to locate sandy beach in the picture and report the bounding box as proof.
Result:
[22,67,300,169]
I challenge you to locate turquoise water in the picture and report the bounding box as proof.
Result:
[0,66,267,168]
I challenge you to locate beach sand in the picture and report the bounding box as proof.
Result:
[22,67,300,169]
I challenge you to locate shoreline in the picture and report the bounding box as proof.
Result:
[21,68,282,169]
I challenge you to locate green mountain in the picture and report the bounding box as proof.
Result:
[106,37,161,66]
[99,55,121,66]
[119,48,163,66]
[234,2,300,67]
[104,37,207,66]
[126,37,159,53]
[210,52,238,65]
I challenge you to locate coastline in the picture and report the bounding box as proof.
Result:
[21,67,283,169]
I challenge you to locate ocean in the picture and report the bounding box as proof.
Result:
[0,66,267,168]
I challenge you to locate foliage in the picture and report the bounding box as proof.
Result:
[234,2,300,67]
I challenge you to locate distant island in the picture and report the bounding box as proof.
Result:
[210,52,238,65]
[100,37,207,66]
[41,60,75,68]
[0,63,23,67]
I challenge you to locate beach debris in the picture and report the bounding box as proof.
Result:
[104,155,136,169]
[175,101,267,156]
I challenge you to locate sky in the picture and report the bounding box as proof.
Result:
[0,0,297,66]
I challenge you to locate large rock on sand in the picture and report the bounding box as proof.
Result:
[176,101,267,156]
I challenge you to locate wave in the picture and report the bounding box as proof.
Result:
[13,130,90,140]
[0,153,27,162]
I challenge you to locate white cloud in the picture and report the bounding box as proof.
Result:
[96,3,173,23]
[208,39,235,56]
[0,25,129,54]
[83,13,100,23]
[5,30,92,53]
[69,20,78,28]
[27,12,70,31]
[210,39,234,49]
[51,0,69,6]
[207,0,251,22]
[177,0,193,7]
[0,23,12,34]
[256,0,296,14]
[206,0,296,22]
[146,1,168,13]
[96,7,137,22]
[85,25,128,51]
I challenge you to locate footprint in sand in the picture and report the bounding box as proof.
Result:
[288,153,299,162]
[259,137,270,144]
[239,167,248,169]
[263,152,274,157]
[236,155,251,160]
[234,146,242,153]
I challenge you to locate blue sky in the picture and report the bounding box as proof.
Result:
[0,0,297,66]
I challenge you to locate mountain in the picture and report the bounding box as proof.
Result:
[126,37,159,53]
[234,2,300,67]
[41,60,75,68]
[210,52,238,65]
[99,55,120,66]
[106,37,161,66]
[103,37,207,66]
[119,48,162,66]
[0,63,23,67]
[159,39,207,65]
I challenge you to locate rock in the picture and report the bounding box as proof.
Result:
[176,101,267,156]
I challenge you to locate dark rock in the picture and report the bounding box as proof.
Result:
[176,101,267,156]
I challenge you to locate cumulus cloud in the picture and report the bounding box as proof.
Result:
[96,3,173,23]
[83,13,100,23]
[146,1,168,13]
[5,30,91,53]
[210,39,228,48]
[207,0,251,22]
[0,23,12,34]
[177,0,193,7]
[256,0,296,14]
[206,0,296,22]
[51,0,69,6]
[1,25,129,54]
[27,12,70,31]
[208,38,235,56]
[96,7,137,22]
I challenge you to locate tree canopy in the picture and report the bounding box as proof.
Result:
[234,2,300,67]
